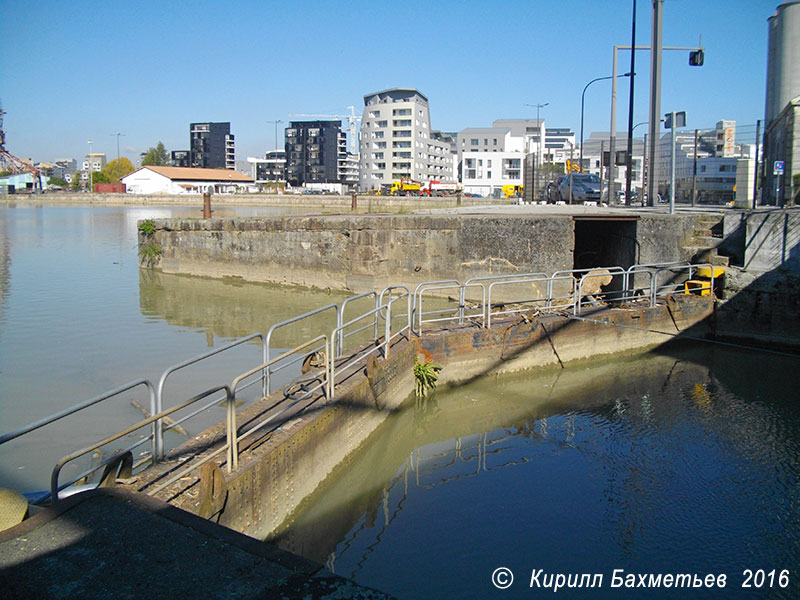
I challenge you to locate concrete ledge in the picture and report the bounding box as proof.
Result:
[0,487,392,599]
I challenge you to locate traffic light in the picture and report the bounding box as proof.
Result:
[689,50,704,66]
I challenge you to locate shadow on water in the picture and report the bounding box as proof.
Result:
[268,344,800,600]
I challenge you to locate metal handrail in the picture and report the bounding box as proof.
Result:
[156,333,266,460]
[652,263,712,305]
[624,261,689,296]
[339,291,379,355]
[52,385,232,504]
[0,379,156,451]
[465,272,547,325]
[574,267,627,315]
[265,303,339,394]
[329,291,411,400]
[486,275,563,328]
[412,279,460,333]
[228,335,329,471]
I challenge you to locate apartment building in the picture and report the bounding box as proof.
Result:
[246,150,287,186]
[285,120,343,187]
[80,153,106,183]
[358,88,454,191]
[190,122,235,170]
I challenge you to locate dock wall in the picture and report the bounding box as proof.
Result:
[143,214,703,293]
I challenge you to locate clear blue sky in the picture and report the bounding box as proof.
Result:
[0,0,780,166]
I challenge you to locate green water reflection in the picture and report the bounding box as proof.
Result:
[272,344,800,600]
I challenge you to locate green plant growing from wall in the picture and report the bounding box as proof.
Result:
[137,219,156,235]
[137,219,161,266]
[414,355,442,398]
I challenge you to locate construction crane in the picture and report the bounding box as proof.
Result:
[288,105,362,154]
[0,102,42,191]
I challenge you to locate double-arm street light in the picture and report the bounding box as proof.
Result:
[580,73,632,173]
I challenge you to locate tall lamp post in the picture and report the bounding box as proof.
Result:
[110,133,126,164]
[87,140,93,193]
[632,121,648,200]
[524,102,548,199]
[266,119,284,185]
[580,73,631,173]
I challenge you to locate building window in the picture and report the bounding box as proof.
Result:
[487,171,492,179]
[471,138,478,146]
[493,138,497,145]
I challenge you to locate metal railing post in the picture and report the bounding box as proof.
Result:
[384,299,392,359]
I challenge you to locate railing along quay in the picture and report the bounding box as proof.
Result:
[1,261,714,504]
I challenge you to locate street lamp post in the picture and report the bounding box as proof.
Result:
[266,119,284,185]
[110,133,125,164]
[524,102,548,200]
[87,140,93,193]
[580,73,631,175]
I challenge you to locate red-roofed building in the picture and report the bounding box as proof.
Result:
[121,166,254,195]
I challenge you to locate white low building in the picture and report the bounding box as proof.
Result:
[121,166,254,194]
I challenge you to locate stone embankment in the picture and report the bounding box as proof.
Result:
[140,212,707,293]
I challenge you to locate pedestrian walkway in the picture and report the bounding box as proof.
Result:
[0,488,392,599]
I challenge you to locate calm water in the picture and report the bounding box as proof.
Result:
[274,346,800,599]
[0,202,348,493]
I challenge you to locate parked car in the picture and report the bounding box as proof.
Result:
[547,176,566,203]
[557,174,602,203]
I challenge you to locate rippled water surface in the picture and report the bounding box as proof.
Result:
[274,346,800,599]
[0,203,347,492]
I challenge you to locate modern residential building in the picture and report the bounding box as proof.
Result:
[121,166,253,195]
[246,150,287,186]
[171,150,191,168]
[80,153,106,183]
[456,126,525,196]
[544,128,577,162]
[190,122,235,170]
[358,88,454,191]
[285,120,343,187]
[762,0,800,205]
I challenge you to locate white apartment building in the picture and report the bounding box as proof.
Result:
[358,88,454,191]
[80,152,106,182]
[456,127,525,196]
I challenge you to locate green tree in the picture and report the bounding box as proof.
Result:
[91,170,110,185]
[103,157,135,182]
[71,171,83,190]
[141,142,169,166]
[47,177,68,188]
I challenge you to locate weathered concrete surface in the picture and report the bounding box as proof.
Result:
[713,267,800,349]
[0,488,392,599]
[4,191,496,210]
[143,213,707,293]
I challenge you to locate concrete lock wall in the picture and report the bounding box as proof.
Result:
[142,214,703,293]
[740,208,800,272]
[150,295,713,542]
